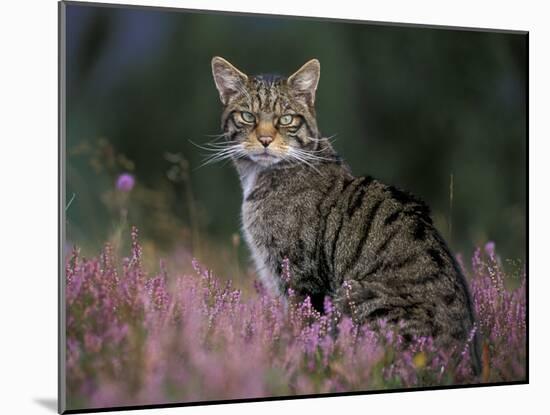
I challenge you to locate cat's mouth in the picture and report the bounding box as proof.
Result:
[248,149,283,166]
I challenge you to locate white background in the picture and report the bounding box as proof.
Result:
[0,0,545,413]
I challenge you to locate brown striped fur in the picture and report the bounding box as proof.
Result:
[210,56,481,374]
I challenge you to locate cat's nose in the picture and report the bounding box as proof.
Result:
[258,136,274,148]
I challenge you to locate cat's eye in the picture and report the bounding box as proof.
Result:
[279,114,293,126]
[241,111,256,123]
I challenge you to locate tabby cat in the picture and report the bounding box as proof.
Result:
[210,56,481,373]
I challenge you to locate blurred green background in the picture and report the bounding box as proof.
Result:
[65,3,527,278]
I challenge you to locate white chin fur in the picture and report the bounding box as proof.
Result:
[249,154,282,167]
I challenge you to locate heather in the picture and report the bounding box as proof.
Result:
[65,227,526,411]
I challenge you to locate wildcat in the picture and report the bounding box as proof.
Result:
[210,56,481,374]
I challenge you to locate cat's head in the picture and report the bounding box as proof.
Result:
[211,56,323,168]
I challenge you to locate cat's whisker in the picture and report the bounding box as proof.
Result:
[203,142,240,150]
[225,149,248,166]
[285,149,323,175]
[196,154,236,169]
[205,132,230,139]
[306,134,338,145]
[194,144,245,169]
[204,132,231,143]
[214,148,247,168]
[302,146,335,156]
[306,133,338,141]
[290,147,335,162]
[189,139,239,152]
[201,147,241,162]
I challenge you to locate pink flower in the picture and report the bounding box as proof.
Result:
[116,173,135,192]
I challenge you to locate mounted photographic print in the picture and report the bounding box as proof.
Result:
[58,1,528,413]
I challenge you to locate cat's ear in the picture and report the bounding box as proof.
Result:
[287,59,320,106]
[211,56,249,105]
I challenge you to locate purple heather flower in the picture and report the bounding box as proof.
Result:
[116,173,135,192]
[484,241,496,257]
[65,233,526,405]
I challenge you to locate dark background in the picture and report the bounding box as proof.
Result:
[65,3,527,277]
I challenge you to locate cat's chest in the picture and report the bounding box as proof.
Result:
[240,171,290,232]
[240,182,296,256]
[239,166,319,248]
[241,198,284,240]
[241,194,290,294]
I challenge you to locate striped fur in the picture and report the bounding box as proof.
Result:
[211,57,481,374]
